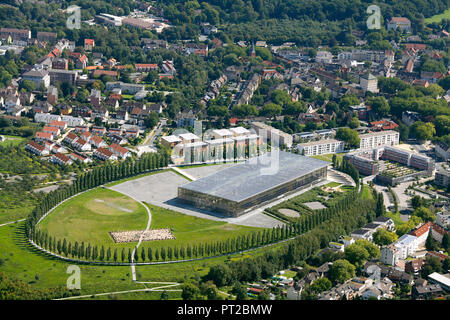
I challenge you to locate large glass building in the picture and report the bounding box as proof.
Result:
[178,151,329,217]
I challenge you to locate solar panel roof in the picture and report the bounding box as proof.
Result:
[179,151,329,202]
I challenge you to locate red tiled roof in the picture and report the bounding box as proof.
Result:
[43,126,59,133]
[55,152,70,163]
[93,70,118,77]
[410,222,432,237]
[50,120,67,127]
[27,141,45,151]
[391,17,411,23]
[84,39,95,45]
[90,135,103,144]
[35,131,53,140]
[96,147,113,157]
[135,63,158,69]
[110,143,129,155]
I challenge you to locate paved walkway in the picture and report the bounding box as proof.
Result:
[0,219,26,228]
[54,282,181,300]
[170,166,197,181]
[105,186,152,282]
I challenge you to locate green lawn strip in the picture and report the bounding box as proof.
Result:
[0,206,34,225]
[324,182,341,188]
[425,8,450,23]
[75,290,182,300]
[37,188,149,252]
[311,153,343,163]
[36,187,265,258]
[0,222,142,295]
[0,220,288,298]
[104,169,168,187]
[0,135,27,147]
[386,211,405,227]
[142,203,263,251]
[134,242,287,283]
[360,185,373,200]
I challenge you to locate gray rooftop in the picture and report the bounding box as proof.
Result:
[179,151,329,203]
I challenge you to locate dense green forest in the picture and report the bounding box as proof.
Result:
[159,0,449,24]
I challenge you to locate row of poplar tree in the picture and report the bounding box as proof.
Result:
[29,189,360,263]
[25,151,169,239]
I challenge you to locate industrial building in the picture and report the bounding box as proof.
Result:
[177,151,329,217]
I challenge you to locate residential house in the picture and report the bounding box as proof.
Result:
[22,69,50,89]
[84,39,95,51]
[72,137,91,151]
[109,143,131,159]
[90,135,108,149]
[69,152,92,164]
[351,229,373,241]
[412,278,443,299]
[91,126,107,136]
[25,141,49,156]
[372,216,395,232]
[94,147,117,161]
[51,152,73,166]
[387,17,412,33]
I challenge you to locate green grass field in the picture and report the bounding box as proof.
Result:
[0,135,26,147]
[0,220,285,298]
[385,211,405,227]
[37,188,149,251]
[37,187,264,254]
[144,203,263,251]
[425,9,450,23]
[0,206,34,225]
[360,185,374,200]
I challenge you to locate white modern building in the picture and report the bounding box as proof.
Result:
[359,130,399,149]
[296,139,345,156]
[34,113,62,124]
[436,211,450,228]
[251,121,293,148]
[380,234,418,266]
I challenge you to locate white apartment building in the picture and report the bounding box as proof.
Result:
[359,130,399,149]
[360,73,379,93]
[251,122,293,148]
[296,139,345,156]
[436,211,450,228]
[61,115,85,127]
[34,113,62,124]
[380,234,418,266]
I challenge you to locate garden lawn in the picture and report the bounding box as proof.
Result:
[37,188,148,251]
